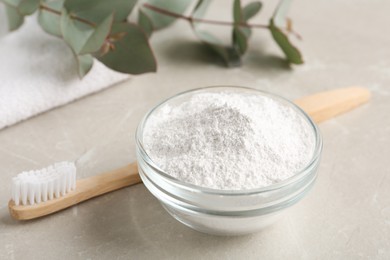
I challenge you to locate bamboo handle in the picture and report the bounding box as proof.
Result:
[8,87,371,220]
[8,163,140,220]
[294,86,371,123]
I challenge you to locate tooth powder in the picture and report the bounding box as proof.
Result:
[144,91,315,190]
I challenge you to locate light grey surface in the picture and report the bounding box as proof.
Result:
[1,0,389,259]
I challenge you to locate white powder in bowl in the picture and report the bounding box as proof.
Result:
[143,91,316,190]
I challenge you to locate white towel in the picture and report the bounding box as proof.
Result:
[0,12,128,130]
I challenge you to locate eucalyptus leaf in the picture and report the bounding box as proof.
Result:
[232,0,249,55]
[193,30,241,66]
[64,0,137,24]
[38,0,64,37]
[192,0,241,66]
[273,0,292,27]
[142,0,192,30]
[269,19,302,64]
[233,27,247,54]
[18,0,39,15]
[2,0,22,6]
[197,30,241,67]
[191,0,210,18]
[60,9,93,54]
[60,9,96,76]
[80,13,114,55]
[76,54,93,77]
[240,26,251,38]
[233,0,242,23]
[97,23,156,74]
[242,2,262,21]
[138,10,153,38]
[5,4,24,31]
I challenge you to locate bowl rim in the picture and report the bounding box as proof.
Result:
[135,85,323,196]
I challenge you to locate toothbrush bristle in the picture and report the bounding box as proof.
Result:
[11,162,76,206]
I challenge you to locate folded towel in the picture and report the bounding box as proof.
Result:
[0,13,128,130]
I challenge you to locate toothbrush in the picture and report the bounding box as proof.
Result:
[9,162,139,220]
[8,86,371,220]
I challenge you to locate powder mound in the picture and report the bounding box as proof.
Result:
[144,91,316,190]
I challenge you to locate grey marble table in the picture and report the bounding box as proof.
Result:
[1,0,389,259]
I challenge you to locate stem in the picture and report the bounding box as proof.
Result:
[39,3,301,39]
[287,30,302,40]
[142,3,302,39]
[143,3,269,29]
[39,4,96,27]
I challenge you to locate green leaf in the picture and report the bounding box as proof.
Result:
[2,0,22,6]
[4,5,24,31]
[242,2,262,21]
[142,0,192,30]
[97,23,157,74]
[191,0,241,67]
[61,9,96,77]
[18,0,39,15]
[193,30,241,67]
[80,13,114,54]
[191,0,209,18]
[198,31,241,67]
[233,27,247,54]
[38,0,64,37]
[61,9,93,54]
[233,0,242,23]
[269,1,303,64]
[232,0,250,55]
[64,0,137,24]
[76,54,93,77]
[269,19,303,64]
[138,10,153,38]
[273,0,292,27]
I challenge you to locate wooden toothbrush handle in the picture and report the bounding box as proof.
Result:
[294,86,371,123]
[8,162,141,220]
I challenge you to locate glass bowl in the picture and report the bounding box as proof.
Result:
[135,86,322,236]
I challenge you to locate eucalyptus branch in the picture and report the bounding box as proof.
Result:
[142,3,302,40]
[39,4,96,27]
[2,0,304,78]
[142,3,269,29]
[39,2,300,39]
